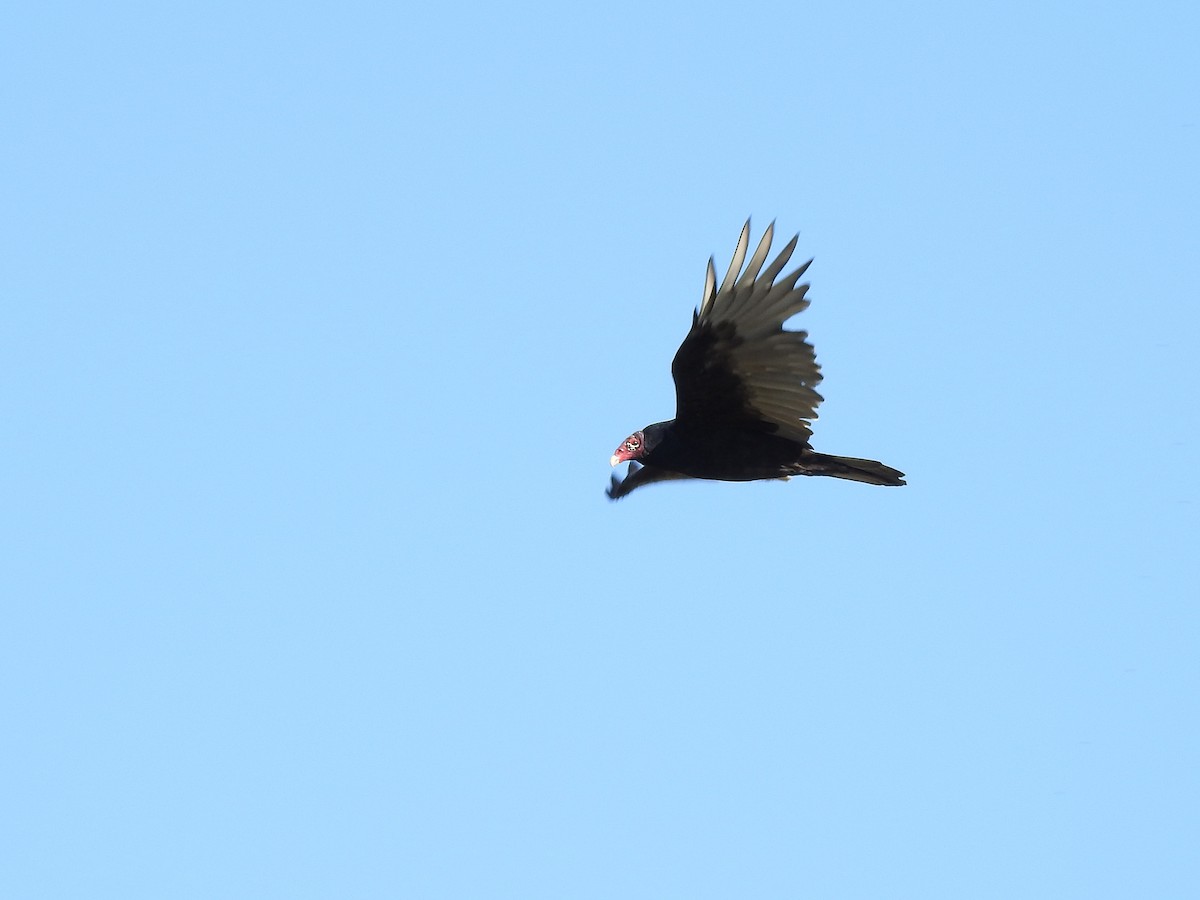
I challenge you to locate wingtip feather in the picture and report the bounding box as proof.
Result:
[718,220,751,296]
[699,256,717,316]
[736,222,776,289]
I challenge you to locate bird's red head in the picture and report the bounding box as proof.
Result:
[610,431,646,467]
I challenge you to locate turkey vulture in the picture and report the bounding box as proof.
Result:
[608,221,905,500]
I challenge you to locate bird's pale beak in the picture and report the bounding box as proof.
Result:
[610,454,621,467]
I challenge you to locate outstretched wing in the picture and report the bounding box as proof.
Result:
[606,461,695,500]
[670,221,823,443]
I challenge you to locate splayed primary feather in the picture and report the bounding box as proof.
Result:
[735,222,776,290]
[717,220,751,297]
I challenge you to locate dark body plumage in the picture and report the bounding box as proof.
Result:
[608,222,905,500]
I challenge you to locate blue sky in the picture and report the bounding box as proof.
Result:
[3,2,1198,897]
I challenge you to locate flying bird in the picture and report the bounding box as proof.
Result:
[608,221,905,500]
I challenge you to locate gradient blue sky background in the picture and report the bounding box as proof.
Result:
[4,2,1198,897]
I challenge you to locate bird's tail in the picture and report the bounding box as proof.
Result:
[802,453,906,486]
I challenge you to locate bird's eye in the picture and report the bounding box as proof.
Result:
[627,440,639,451]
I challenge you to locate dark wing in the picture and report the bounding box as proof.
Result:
[670,221,823,443]
[606,461,695,500]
